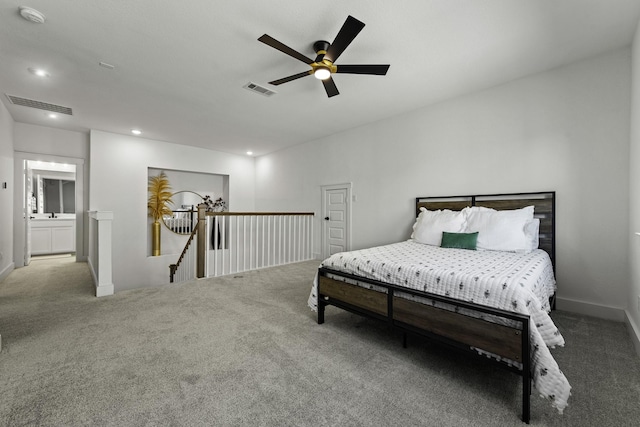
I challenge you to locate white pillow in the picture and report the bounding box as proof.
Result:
[524,218,540,252]
[463,206,534,252]
[412,207,466,246]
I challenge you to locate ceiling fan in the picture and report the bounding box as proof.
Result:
[258,15,390,98]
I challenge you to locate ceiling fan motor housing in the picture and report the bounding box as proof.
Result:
[313,40,331,55]
[312,40,335,78]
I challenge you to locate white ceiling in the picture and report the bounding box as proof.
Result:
[1,0,639,157]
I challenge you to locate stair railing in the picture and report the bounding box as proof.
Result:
[170,204,314,283]
[169,222,198,283]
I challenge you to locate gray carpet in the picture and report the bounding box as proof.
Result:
[1,256,639,426]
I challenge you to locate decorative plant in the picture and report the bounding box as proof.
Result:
[147,172,174,222]
[203,195,227,212]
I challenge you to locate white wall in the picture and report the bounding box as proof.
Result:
[256,48,631,320]
[14,123,89,159]
[629,20,640,354]
[0,102,15,281]
[89,130,255,291]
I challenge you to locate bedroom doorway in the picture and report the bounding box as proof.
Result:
[321,183,351,259]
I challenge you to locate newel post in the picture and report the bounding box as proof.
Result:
[197,203,206,278]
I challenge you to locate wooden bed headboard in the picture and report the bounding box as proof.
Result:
[415,191,556,269]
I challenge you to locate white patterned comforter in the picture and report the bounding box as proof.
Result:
[308,240,571,413]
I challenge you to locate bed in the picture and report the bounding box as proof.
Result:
[308,191,570,423]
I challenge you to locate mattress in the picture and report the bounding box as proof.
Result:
[308,240,571,413]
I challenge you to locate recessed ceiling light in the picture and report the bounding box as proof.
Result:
[28,67,49,78]
[47,113,57,119]
[131,129,142,135]
[19,6,46,24]
[98,61,115,70]
[246,151,253,156]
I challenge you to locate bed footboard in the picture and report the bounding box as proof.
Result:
[317,269,532,423]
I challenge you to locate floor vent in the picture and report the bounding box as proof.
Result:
[6,94,73,115]
[243,82,276,97]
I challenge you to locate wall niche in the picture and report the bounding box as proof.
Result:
[147,168,229,256]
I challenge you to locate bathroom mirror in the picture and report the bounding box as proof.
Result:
[36,178,75,214]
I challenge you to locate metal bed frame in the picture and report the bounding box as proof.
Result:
[316,191,556,423]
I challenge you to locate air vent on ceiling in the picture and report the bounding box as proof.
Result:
[243,82,276,97]
[6,94,73,115]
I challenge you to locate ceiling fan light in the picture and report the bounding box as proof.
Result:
[314,68,331,80]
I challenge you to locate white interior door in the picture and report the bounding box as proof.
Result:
[24,160,32,266]
[322,184,351,259]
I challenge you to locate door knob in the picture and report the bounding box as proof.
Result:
[324,216,329,221]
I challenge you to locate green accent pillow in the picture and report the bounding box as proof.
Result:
[440,231,479,250]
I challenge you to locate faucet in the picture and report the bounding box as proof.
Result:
[49,212,55,219]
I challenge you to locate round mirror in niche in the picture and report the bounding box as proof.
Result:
[162,190,204,235]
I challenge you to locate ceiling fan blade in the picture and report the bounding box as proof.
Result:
[324,15,365,63]
[258,34,315,64]
[335,64,390,75]
[268,71,312,86]
[322,77,340,98]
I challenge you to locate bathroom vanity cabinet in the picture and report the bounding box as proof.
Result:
[31,219,76,255]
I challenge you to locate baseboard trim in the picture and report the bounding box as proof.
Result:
[88,257,114,297]
[95,283,114,297]
[1,263,15,352]
[625,311,640,358]
[556,297,625,322]
[88,256,97,285]
[0,262,15,282]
